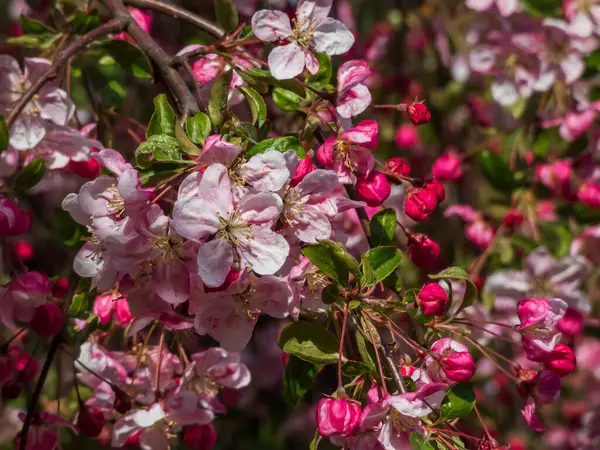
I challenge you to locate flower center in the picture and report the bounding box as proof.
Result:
[334,139,358,171]
[216,210,254,247]
[291,14,317,47]
[106,185,126,218]
[283,187,304,226]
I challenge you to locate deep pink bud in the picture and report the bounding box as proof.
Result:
[355,170,391,207]
[51,278,69,299]
[0,196,30,236]
[386,157,412,177]
[544,344,576,377]
[204,268,240,293]
[432,148,463,181]
[316,398,362,437]
[77,406,105,437]
[442,352,476,382]
[290,157,315,187]
[404,187,438,221]
[407,102,431,125]
[15,354,37,382]
[394,124,419,148]
[465,221,494,249]
[502,209,524,229]
[113,387,132,414]
[423,179,446,202]
[11,240,33,261]
[408,233,441,271]
[467,95,492,128]
[515,298,567,331]
[557,308,584,336]
[536,160,572,193]
[183,424,217,450]
[417,283,449,316]
[577,182,600,208]
[67,157,102,179]
[30,303,64,337]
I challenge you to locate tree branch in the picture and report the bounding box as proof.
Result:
[6,17,129,129]
[101,0,199,116]
[19,335,62,450]
[123,0,225,39]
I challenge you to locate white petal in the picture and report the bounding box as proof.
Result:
[268,43,306,80]
[251,10,292,42]
[241,151,290,191]
[239,228,289,275]
[312,18,355,55]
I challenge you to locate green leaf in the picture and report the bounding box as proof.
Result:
[342,361,372,377]
[283,355,320,405]
[370,209,397,246]
[18,14,55,34]
[521,0,561,17]
[175,121,201,156]
[186,112,212,145]
[70,11,100,34]
[7,33,62,49]
[306,53,332,89]
[429,266,478,313]
[278,321,340,365]
[476,150,517,192]
[238,86,267,127]
[147,94,176,138]
[209,70,233,130]
[97,39,153,78]
[302,240,360,286]
[245,67,306,96]
[361,247,402,285]
[321,283,342,305]
[15,158,45,190]
[272,87,302,112]
[214,0,239,32]
[0,115,8,151]
[354,329,377,373]
[440,382,476,420]
[138,166,181,186]
[135,135,182,168]
[409,433,436,450]
[246,136,306,158]
[69,293,89,318]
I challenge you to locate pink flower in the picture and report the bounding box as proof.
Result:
[578,182,600,208]
[407,102,431,125]
[0,196,30,236]
[557,307,584,336]
[394,124,419,148]
[355,170,391,207]
[536,159,573,194]
[426,338,475,383]
[192,271,293,351]
[0,56,74,150]
[0,271,50,329]
[251,0,354,79]
[183,424,217,450]
[544,343,576,377]
[93,293,132,326]
[465,221,494,249]
[442,352,477,382]
[316,397,362,437]
[336,59,372,119]
[432,148,463,181]
[173,163,288,287]
[404,187,438,222]
[317,120,378,184]
[522,397,545,431]
[516,298,568,332]
[289,256,330,313]
[466,0,520,16]
[289,157,315,187]
[417,283,449,316]
[564,0,600,37]
[559,109,596,141]
[444,204,480,223]
[16,412,76,450]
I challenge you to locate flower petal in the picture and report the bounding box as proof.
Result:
[197,238,234,287]
[251,10,292,42]
[268,43,306,80]
[312,18,355,55]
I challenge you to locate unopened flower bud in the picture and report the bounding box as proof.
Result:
[113,387,132,414]
[11,240,33,261]
[442,352,476,382]
[423,179,446,202]
[386,157,412,177]
[536,160,572,194]
[407,102,431,125]
[183,424,217,450]
[544,344,576,377]
[417,283,449,316]
[432,148,463,181]
[204,268,240,293]
[77,406,105,437]
[408,233,441,271]
[404,187,438,222]
[316,397,362,437]
[515,298,567,332]
[52,278,69,299]
[30,303,64,338]
[465,221,494,249]
[15,354,37,382]
[290,157,315,187]
[355,170,391,207]
[557,308,583,336]
[502,209,524,229]
[577,182,600,208]
[394,124,419,148]
[0,196,30,236]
